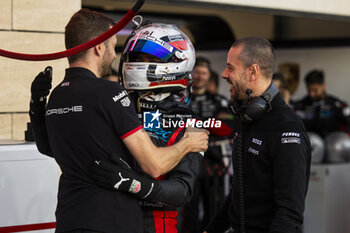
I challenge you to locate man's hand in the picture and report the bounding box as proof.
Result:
[183,127,210,154]
[90,153,160,200]
[29,66,53,122]
[31,66,52,103]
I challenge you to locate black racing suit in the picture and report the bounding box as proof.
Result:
[293,95,350,138]
[182,91,232,233]
[133,94,203,233]
[30,86,202,233]
[205,93,311,233]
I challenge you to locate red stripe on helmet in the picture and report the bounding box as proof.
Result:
[149,79,188,87]
[168,41,188,50]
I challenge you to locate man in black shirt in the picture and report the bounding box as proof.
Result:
[204,37,311,233]
[30,10,208,233]
[293,70,350,138]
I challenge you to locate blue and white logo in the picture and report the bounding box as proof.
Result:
[143,110,162,129]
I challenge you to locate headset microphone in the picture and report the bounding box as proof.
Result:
[229,82,278,124]
[245,89,253,98]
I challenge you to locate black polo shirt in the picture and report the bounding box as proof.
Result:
[46,67,143,233]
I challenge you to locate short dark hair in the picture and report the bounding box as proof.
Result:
[232,37,276,78]
[305,70,324,85]
[65,9,115,63]
[272,72,286,88]
[194,56,211,70]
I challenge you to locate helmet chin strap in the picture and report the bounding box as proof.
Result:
[136,92,171,112]
[137,92,153,113]
[144,93,171,102]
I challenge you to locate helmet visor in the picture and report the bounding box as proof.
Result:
[125,39,176,62]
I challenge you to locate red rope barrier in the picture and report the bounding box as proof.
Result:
[0,222,56,233]
[0,0,144,61]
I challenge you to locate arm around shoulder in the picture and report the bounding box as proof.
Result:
[123,127,209,178]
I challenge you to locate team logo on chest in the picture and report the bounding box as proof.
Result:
[248,147,259,155]
[247,137,263,156]
[252,138,262,145]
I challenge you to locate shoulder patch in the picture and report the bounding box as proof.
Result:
[281,137,300,144]
[112,90,128,102]
[120,97,131,107]
[281,131,301,144]
[282,132,300,137]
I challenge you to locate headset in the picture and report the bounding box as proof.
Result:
[229,82,279,124]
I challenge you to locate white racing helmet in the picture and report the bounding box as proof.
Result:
[122,24,195,93]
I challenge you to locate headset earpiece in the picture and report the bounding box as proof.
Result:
[229,82,278,123]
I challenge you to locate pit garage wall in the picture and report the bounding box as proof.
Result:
[0,0,81,140]
[197,47,350,105]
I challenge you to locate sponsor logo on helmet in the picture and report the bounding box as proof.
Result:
[128,82,139,87]
[167,34,184,42]
[162,76,176,81]
[135,34,173,52]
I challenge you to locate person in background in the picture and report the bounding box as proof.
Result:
[207,70,232,119]
[181,57,232,233]
[272,72,292,105]
[294,69,350,138]
[207,70,220,95]
[190,57,229,119]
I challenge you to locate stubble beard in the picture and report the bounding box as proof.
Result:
[233,74,248,101]
[100,47,114,77]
